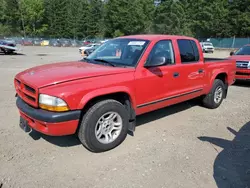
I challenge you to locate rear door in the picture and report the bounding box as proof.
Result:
[175,39,205,94]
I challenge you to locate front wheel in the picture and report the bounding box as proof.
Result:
[78,99,129,152]
[202,79,226,109]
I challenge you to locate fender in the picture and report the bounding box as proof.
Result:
[77,86,136,110]
[206,69,228,93]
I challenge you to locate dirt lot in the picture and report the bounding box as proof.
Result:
[0,47,250,188]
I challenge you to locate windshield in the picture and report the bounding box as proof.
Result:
[234,46,250,55]
[85,38,149,67]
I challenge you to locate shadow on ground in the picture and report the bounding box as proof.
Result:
[136,99,197,127]
[28,130,81,147]
[28,99,199,147]
[0,52,25,56]
[199,122,250,188]
[233,80,250,88]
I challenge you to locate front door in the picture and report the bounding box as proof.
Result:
[134,40,185,114]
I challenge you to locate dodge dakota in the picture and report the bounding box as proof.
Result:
[14,35,236,152]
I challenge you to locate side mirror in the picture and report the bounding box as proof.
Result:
[144,56,166,67]
[230,51,234,56]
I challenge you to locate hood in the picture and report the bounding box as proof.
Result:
[16,61,134,88]
[229,55,250,61]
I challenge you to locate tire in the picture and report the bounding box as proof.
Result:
[4,50,13,55]
[78,99,129,152]
[202,79,225,109]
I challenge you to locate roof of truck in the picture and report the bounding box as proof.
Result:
[118,34,196,41]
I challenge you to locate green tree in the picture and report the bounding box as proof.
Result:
[228,0,250,37]
[19,0,46,36]
[44,0,68,38]
[3,0,21,36]
[153,0,192,36]
[86,0,104,38]
[105,0,154,37]
[0,0,9,36]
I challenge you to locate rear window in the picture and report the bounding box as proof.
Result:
[177,39,200,63]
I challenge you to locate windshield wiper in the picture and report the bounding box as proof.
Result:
[93,58,116,67]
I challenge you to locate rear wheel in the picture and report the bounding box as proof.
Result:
[78,99,129,152]
[202,79,225,109]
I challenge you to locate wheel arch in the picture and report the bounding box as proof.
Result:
[211,72,228,98]
[78,88,136,132]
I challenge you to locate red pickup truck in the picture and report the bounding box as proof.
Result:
[14,35,236,152]
[229,44,250,80]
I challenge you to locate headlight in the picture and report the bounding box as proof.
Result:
[39,94,69,112]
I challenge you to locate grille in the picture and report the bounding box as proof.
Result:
[15,78,38,107]
[24,84,36,93]
[236,61,249,69]
[236,72,250,76]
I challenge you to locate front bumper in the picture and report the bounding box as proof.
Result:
[235,69,250,80]
[16,97,81,136]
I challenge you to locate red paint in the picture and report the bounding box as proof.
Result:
[229,44,250,80]
[19,111,79,136]
[15,35,236,136]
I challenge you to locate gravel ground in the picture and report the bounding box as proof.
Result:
[0,47,249,188]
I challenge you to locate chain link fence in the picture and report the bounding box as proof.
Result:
[199,37,250,49]
[3,36,250,49]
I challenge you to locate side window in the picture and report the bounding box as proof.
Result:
[190,40,200,61]
[147,40,175,66]
[177,39,199,63]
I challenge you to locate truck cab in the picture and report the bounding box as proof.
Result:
[15,35,236,152]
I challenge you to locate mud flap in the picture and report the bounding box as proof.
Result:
[224,84,228,99]
[124,98,136,133]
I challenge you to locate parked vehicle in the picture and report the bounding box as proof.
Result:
[61,39,72,47]
[49,39,62,47]
[14,34,236,152]
[0,39,17,54]
[200,42,214,53]
[79,43,100,55]
[41,40,50,46]
[32,38,42,46]
[82,40,91,46]
[81,44,101,57]
[71,40,81,47]
[229,44,250,81]
[21,38,33,46]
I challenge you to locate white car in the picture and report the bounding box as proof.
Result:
[79,43,100,54]
[200,42,215,53]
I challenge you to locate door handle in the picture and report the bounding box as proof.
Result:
[198,69,204,73]
[173,72,179,78]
